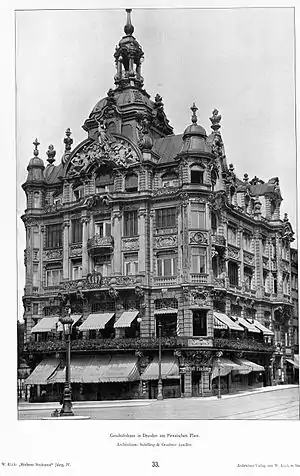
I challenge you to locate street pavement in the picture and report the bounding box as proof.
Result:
[18,385,299,420]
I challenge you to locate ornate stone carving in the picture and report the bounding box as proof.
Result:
[190,288,210,307]
[155,235,177,248]
[153,186,179,197]
[189,231,208,245]
[243,251,254,266]
[134,286,145,298]
[227,246,240,260]
[69,243,83,258]
[43,249,63,261]
[85,194,110,210]
[121,237,139,250]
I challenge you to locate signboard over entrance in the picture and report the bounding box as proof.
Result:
[188,338,213,347]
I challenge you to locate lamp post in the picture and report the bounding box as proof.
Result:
[59,306,74,416]
[157,321,164,401]
[216,350,223,399]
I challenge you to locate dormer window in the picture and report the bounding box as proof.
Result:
[125,173,138,192]
[73,185,84,201]
[95,166,114,193]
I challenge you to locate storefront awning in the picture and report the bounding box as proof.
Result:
[286,356,299,369]
[31,316,60,333]
[79,313,114,331]
[253,320,274,336]
[114,311,139,329]
[238,317,261,334]
[99,354,140,382]
[24,358,60,385]
[211,357,249,379]
[213,312,244,331]
[235,358,265,372]
[154,308,178,316]
[141,355,180,380]
[213,316,229,330]
[56,314,82,332]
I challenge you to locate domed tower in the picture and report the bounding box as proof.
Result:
[83,9,173,147]
[181,103,211,155]
[22,139,45,210]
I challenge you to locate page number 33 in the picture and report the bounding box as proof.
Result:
[152,461,159,468]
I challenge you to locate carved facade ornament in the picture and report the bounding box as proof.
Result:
[43,249,63,261]
[243,251,255,266]
[155,235,177,248]
[121,237,139,250]
[190,289,210,307]
[68,126,140,177]
[84,194,110,210]
[69,243,83,258]
[227,246,240,260]
[282,214,295,243]
[153,186,180,197]
[189,231,208,245]
[134,286,145,298]
[208,191,227,216]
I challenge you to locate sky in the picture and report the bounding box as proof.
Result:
[16,8,296,320]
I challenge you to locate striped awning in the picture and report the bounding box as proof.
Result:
[154,308,178,316]
[31,316,60,333]
[234,358,264,373]
[213,316,227,330]
[79,313,114,331]
[238,317,261,334]
[141,355,180,380]
[24,358,60,385]
[253,320,274,336]
[211,357,249,379]
[56,314,82,332]
[286,356,299,369]
[99,354,140,382]
[213,312,244,331]
[114,311,139,329]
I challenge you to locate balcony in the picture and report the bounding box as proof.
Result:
[214,337,275,353]
[24,336,185,353]
[190,274,208,284]
[61,274,145,292]
[211,234,226,247]
[153,276,178,286]
[87,235,114,255]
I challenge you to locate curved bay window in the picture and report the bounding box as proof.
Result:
[191,247,206,274]
[157,252,177,276]
[33,192,40,208]
[191,203,206,229]
[228,261,239,286]
[192,310,207,336]
[125,173,138,192]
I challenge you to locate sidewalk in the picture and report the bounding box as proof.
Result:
[18,384,298,411]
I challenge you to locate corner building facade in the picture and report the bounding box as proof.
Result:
[22,11,296,401]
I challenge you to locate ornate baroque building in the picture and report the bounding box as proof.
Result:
[22,10,296,401]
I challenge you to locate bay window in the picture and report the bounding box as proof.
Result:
[191,247,206,274]
[124,253,138,276]
[155,207,176,229]
[191,203,206,229]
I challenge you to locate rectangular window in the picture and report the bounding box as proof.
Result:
[192,310,207,336]
[243,233,252,252]
[94,255,111,277]
[191,204,206,229]
[95,221,111,237]
[155,208,176,229]
[244,267,253,291]
[263,271,269,293]
[72,263,82,280]
[262,236,268,255]
[32,264,39,287]
[228,261,239,286]
[71,219,82,243]
[32,303,39,315]
[157,253,177,276]
[228,226,237,246]
[45,224,62,248]
[191,170,204,184]
[124,210,138,237]
[124,253,139,276]
[46,269,62,287]
[191,247,206,273]
[32,227,40,248]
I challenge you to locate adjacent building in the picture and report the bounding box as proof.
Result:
[22,10,297,402]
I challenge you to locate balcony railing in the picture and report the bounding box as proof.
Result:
[214,337,275,353]
[87,235,114,254]
[153,276,178,286]
[24,336,185,353]
[61,274,145,292]
[190,274,208,284]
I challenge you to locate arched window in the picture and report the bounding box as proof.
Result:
[33,192,40,208]
[190,166,204,184]
[106,121,116,133]
[125,173,138,192]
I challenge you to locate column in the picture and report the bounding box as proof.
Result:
[63,221,70,280]
[88,215,94,273]
[138,209,146,274]
[81,217,89,278]
[112,208,122,275]
[149,210,155,283]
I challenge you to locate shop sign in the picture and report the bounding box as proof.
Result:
[188,338,213,347]
[192,366,211,372]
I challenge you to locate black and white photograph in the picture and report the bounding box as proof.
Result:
[15,6,299,424]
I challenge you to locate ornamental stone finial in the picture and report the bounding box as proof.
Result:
[124,9,134,35]
[191,103,198,124]
[46,144,56,165]
[64,128,73,153]
[210,108,222,131]
[33,138,40,157]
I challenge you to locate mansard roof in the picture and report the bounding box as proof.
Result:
[153,134,183,165]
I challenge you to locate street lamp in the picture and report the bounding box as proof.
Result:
[157,320,163,401]
[216,351,223,399]
[59,306,74,416]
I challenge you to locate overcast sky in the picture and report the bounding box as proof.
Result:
[16,8,296,319]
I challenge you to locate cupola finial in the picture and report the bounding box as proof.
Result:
[46,144,56,165]
[124,9,134,35]
[33,138,40,157]
[210,109,222,131]
[191,103,198,124]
